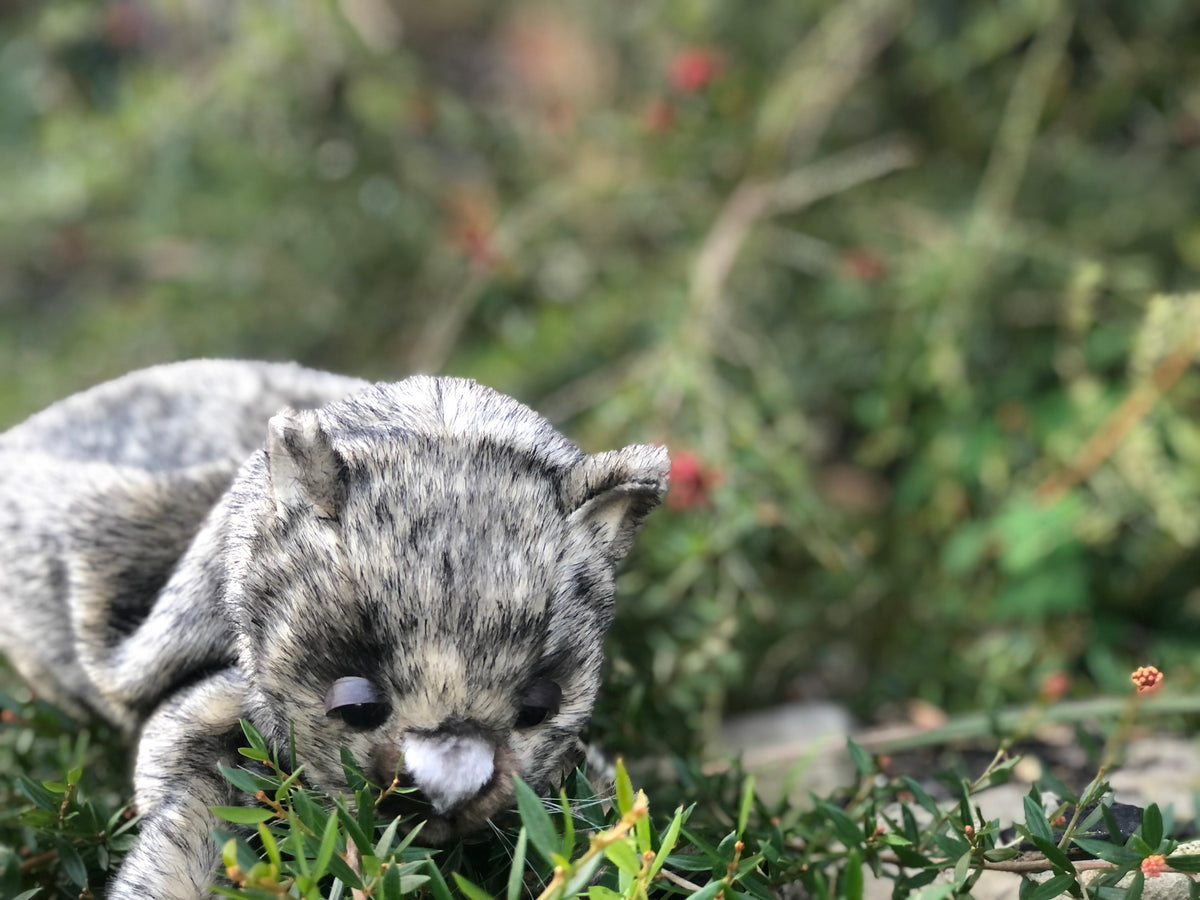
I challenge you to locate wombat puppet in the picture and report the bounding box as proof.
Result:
[0,360,669,899]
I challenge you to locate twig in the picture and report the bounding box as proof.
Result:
[658,867,705,893]
[1037,345,1197,501]
[688,135,917,346]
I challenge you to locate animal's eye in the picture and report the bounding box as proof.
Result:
[324,676,391,730]
[516,678,561,728]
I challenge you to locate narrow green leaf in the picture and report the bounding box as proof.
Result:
[648,807,685,880]
[237,747,271,762]
[1142,804,1163,850]
[55,840,87,888]
[507,829,528,900]
[1071,838,1142,865]
[952,850,971,888]
[16,776,59,812]
[514,776,559,865]
[424,857,454,900]
[843,848,864,900]
[240,719,268,754]
[314,809,340,878]
[682,879,726,900]
[983,848,1020,862]
[614,757,635,816]
[390,819,426,858]
[737,776,756,837]
[1023,794,1054,843]
[381,861,403,900]
[454,873,496,900]
[211,806,275,825]
[560,788,575,857]
[1031,836,1074,875]
[1167,854,1200,873]
[900,777,940,816]
[846,739,873,777]
[335,800,374,856]
[217,764,271,796]
[1122,870,1144,900]
[275,764,306,799]
[588,888,622,900]
[563,854,606,897]
[1025,873,1076,900]
[818,802,863,847]
[257,822,282,871]
[375,813,402,858]
[605,840,642,875]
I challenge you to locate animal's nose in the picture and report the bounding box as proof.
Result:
[402,732,496,814]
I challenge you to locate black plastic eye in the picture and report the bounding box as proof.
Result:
[516,678,561,729]
[324,676,391,730]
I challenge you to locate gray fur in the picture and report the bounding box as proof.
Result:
[0,359,668,899]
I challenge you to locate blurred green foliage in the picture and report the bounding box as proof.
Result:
[4,0,1200,764]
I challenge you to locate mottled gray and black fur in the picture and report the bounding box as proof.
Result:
[0,360,669,900]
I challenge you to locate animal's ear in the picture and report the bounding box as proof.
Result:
[266,408,347,519]
[564,444,670,562]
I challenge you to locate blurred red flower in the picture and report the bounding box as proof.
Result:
[841,248,887,281]
[669,47,723,94]
[667,451,719,510]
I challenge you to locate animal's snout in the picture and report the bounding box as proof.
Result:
[402,732,496,814]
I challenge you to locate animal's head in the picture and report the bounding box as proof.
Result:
[224,377,667,840]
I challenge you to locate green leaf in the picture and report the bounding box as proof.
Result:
[257,823,282,872]
[16,776,59,812]
[424,856,454,900]
[846,739,873,777]
[605,840,642,875]
[211,806,275,825]
[900,777,940,817]
[1031,836,1074,875]
[454,873,495,900]
[818,802,863,847]
[314,808,340,878]
[1142,804,1163,849]
[843,848,864,900]
[648,807,685,880]
[737,776,756,837]
[374,812,402,858]
[514,776,559,866]
[217,764,272,796]
[588,888,622,900]
[614,758,635,817]
[380,861,403,900]
[1167,854,1200,872]
[335,799,374,856]
[1071,838,1142,865]
[1025,873,1077,900]
[560,788,575,857]
[55,840,87,888]
[239,719,269,754]
[952,850,971,888]
[563,854,607,897]
[682,879,726,900]
[1023,794,1054,843]
[1122,870,1144,900]
[507,828,528,900]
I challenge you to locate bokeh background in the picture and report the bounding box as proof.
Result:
[4,0,1200,758]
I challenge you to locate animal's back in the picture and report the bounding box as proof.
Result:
[0,360,368,721]
[0,359,368,469]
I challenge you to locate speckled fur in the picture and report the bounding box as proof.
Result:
[0,360,667,899]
